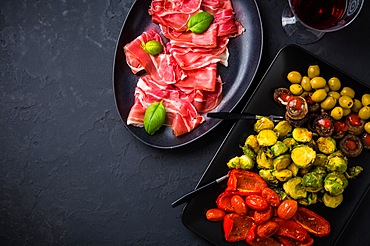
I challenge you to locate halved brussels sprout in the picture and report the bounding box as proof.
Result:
[283,137,298,151]
[317,136,336,155]
[226,155,254,170]
[274,169,293,182]
[241,145,256,161]
[273,154,292,171]
[244,134,260,153]
[322,192,343,208]
[270,141,288,157]
[257,129,278,146]
[256,148,274,169]
[274,120,293,139]
[302,171,324,192]
[254,116,275,132]
[298,192,318,206]
[291,145,316,169]
[324,172,348,196]
[345,166,364,179]
[283,177,307,200]
[287,163,299,176]
[326,155,348,173]
[259,169,279,187]
[313,153,328,167]
[292,127,313,143]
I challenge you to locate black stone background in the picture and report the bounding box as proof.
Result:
[1,0,370,245]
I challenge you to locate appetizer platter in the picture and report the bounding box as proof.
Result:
[182,45,370,245]
[113,0,262,148]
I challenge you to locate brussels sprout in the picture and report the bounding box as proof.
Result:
[292,127,313,143]
[257,129,278,146]
[274,169,293,182]
[254,116,275,132]
[274,120,293,139]
[256,148,274,169]
[311,166,327,176]
[241,145,256,161]
[317,136,336,155]
[326,155,348,173]
[283,138,298,151]
[291,145,316,169]
[244,134,260,153]
[259,169,279,187]
[226,155,254,170]
[298,193,318,206]
[270,141,288,157]
[273,154,292,171]
[287,163,299,176]
[283,177,307,200]
[345,166,364,179]
[313,153,328,167]
[322,192,343,208]
[324,172,348,196]
[302,171,324,192]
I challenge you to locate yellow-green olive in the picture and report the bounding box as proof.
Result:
[365,122,370,134]
[343,108,351,116]
[320,96,337,110]
[362,94,370,106]
[358,106,370,120]
[311,89,327,102]
[351,99,363,113]
[327,77,341,91]
[328,91,341,100]
[290,84,303,95]
[324,85,330,93]
[308,65,320,78]
[338,96,354,108]
[287,71,302,83]
[301,76,312,91]
[310,77,326,89]
[331,107,344,120]
[340,87,355,98]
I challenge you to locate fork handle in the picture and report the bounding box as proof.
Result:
[207,112,255,120]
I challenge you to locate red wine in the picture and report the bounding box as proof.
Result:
[290,0,347,30]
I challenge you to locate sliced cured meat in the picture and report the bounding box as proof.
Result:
[214,9,244,38]
[160,23,218,48]
[175,63,217,91]
[192,75,223,113]
[201,0,234,15]
[149,0,201,32]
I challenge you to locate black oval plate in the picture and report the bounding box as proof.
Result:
[113,0,263,149]
[182,45,370,245]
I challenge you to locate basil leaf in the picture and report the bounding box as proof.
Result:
[141,40,163,55]
[144,101,166,135]
[188,11,214,34]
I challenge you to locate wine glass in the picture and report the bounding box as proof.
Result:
[282,0,364,45]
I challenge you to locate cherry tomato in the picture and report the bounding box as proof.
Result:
[257,221,279,238]
[273,218,308,242]
[334,121,349,133]
[317,117,332,129]
[245,195,269,211]
[226,169,268,195]
[293,207,331,237]
[223,213,254,242]
[254,206,273,225]
[261,187,281,207]
[206,208,225,221]
[363,133,370,146]
[280,93,292,103]
[287,96,305,111]
[231,195,247,215]
[347,113,362,126]
[277,200,298,220]
[345,139,357,150]
[216,191,238,212]
[248,237,282,246]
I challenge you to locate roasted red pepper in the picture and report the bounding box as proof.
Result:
[273,218,308,242]
[226,169,268,195]
[216,191,239,212]
[276,234,314,246]
[293,207,331,237]
[223,213,254,242]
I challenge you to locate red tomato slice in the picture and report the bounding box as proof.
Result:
[226,169,268,195]
[293,207,331,237]
[223,213,254,242]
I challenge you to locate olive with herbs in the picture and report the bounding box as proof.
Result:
[310,77,326,89]
[365,122,370,134]
[352,99,363,113]
[301,76,312,91]
[338,96,354,109]
[331,107,344,120]
[328,91,341,100]
[311,89,327,102]
[287,71,302,83]
[340,87,355,98]
[362,94,370,106]
[308,65,320,78]
[320,96,337,110]
[328,77,341,91]
[358,106,370,120]
[290,84,303,95]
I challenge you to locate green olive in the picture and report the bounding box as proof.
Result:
[340,87,355,98]
[365,122,370,134]
[352,99,363,113]
[324,85,330,93]
[328,91,341,100]
[308,65,320,78]
[338,96,354,108]
[358,106,370,120]
[287,71,302,83]
[331,107,344,120]
[343,108,351,116]
[328,77,341,91]
[320,96,337,110]
[310,77,326,89]
[311,89,327,102]
[301,76,312,91]
[290,84,303,95]
[362,94,370,106]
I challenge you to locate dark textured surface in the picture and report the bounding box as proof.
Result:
[1,0,370,245]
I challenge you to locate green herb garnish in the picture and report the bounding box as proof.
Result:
[187,11,214,34]
[144,101,166,135]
